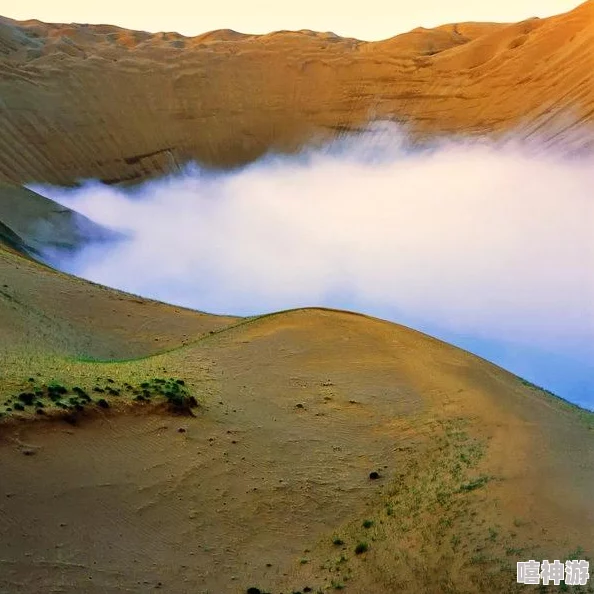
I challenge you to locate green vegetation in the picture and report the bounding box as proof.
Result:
[354,542,369,555]
[293,415,594,594]
[0,375,199,420]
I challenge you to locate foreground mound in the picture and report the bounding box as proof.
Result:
[0,247,592,592]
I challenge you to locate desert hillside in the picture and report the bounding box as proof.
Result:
[0,237,593,593]
[1,1,594,186]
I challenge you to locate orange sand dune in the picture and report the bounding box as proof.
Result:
[0,2,593,186]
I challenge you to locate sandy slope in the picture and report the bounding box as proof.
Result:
[0,242,239,359]
[1,2,594,186]
[0,242,592,593]
[0,300,592,593]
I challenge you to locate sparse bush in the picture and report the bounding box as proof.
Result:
[18,392,35,406]
[158,379,198,414]
[96,398,109,409]
[48,384,67,395]
[354,542,369,555]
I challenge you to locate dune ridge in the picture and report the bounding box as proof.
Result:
[1,2,594,186]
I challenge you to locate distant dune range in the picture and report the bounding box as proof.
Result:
[1,1,594,188]
[0,3,593,594]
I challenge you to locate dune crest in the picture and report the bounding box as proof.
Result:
[1,2,594,186]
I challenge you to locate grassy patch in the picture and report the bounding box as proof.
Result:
[0,375,199,420]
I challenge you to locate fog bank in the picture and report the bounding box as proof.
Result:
[33,124,594,410]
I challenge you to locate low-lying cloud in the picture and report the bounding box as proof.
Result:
[32,123,594,410]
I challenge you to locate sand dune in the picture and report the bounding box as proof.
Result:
[0,277,592,592]
[1,2,594,186]
[0,4,593,593]
[0,240,239,359]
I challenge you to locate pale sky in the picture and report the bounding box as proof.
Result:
[2,0,583,41]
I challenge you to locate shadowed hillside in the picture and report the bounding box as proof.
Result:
[1,1,594,186]
[0,182,116,259]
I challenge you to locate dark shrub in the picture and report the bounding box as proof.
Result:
[165,392,198,415]
[48,385,67,395]
[97,398,109,409]
[18,392,35,406]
